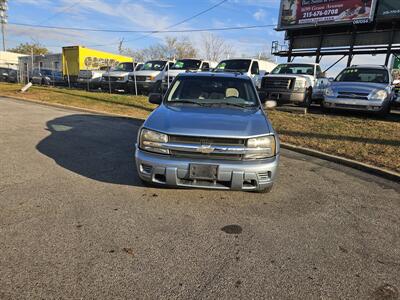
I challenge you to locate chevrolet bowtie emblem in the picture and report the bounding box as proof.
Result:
[197,145,214,154]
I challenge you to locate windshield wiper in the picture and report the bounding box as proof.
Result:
[168,100,205,106]
[208,102,257,108]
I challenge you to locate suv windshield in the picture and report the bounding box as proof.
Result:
[271,64,314,75]
[113,62,134,72]
[216,60,251,73]
[170,59,201,70]
[336,68,389,83]
[142,60,166,71]
[166,76,258,107]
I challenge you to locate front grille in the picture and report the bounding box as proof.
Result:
[337,91,369,100]
[103,76,119,82]
[262,77,293,90]
[169,135,245,160]
[134,76,147,81]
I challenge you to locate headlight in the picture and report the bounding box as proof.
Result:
[245,135,276,159]
[325,87,335,96]
[369,89,388,101]
[293,79,307,91]
[118,77,125,81]
[139,128,169,154]
[147,76,155,81]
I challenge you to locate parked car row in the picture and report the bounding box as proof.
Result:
[24,57,399,116]
[28,57,277,95]
[259,62,400,115]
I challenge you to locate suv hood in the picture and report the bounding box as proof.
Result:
[144,105,271,138]
[104,71,130,77]
[329,81,388,93]
[134,70,161,77]
[267,73,314,81]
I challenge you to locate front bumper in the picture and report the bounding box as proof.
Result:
[101,81,128,91]
[128,81,156,91]
[262,89,307,103]
[323,97,388,112]
[135,149,279,191]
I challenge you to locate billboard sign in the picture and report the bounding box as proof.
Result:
[278,0,377,30]
[376,0,400,20]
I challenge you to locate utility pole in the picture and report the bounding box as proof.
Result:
[0,0,8,51]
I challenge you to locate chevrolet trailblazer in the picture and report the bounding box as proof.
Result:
[135,72,280,193]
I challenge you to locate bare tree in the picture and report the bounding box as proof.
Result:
[121,36,198,62]
[200,33,235,62]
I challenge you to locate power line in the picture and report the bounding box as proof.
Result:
[37,1,81,25]
[9,22,275,34]
[9,0,230,49]
[121,0,228,44]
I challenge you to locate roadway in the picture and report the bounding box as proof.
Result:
[0,98,399,299]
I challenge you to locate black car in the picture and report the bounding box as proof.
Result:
[0,67,13,82]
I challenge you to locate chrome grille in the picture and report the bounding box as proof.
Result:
[337,91,369,100]
[134,76,147,81]
[169,135,245,160]
[262,77,293,90]
[103,76,119,82]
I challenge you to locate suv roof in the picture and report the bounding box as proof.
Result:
[279,62,318,66]
[177,71,251,80]
[349,64,388,69]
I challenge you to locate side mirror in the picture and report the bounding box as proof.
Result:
[148,93,162,105]
[328,77,334,82]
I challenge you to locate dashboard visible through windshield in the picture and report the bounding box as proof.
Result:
[271,64,314,75]
[170,60,201,70]
[114,63,134,72]
[166,76,258,107]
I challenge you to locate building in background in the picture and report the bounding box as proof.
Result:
[0,51,27,82]
[18,53,62,83]
[0,51,27,69]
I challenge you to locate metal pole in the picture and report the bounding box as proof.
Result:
[86,64,90,92]
[108,62,111,94]
[0,1,7,52]
[65,58,71,88]
[134,63,137,96]
[1,22,5,51]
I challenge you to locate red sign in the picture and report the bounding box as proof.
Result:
[278,0,377,30]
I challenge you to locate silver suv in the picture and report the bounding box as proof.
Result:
[135,72,280,193]
[323,65,396,115]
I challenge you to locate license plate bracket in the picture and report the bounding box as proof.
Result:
[189,164,218,180]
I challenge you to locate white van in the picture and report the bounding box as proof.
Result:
[128,60,175,94]
[215,58,277,89]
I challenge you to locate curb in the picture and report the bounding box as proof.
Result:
[280,143,400,183]
[2,95,399,183]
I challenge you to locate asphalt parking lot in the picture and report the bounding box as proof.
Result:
[0,97,399,299]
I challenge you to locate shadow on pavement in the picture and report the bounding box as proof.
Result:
[37,114,144,186]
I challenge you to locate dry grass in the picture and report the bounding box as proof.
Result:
[268,110,400,173]
[0,83,155,119]
[1,82,399,173]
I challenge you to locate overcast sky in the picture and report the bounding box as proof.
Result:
[8,0,386,76]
